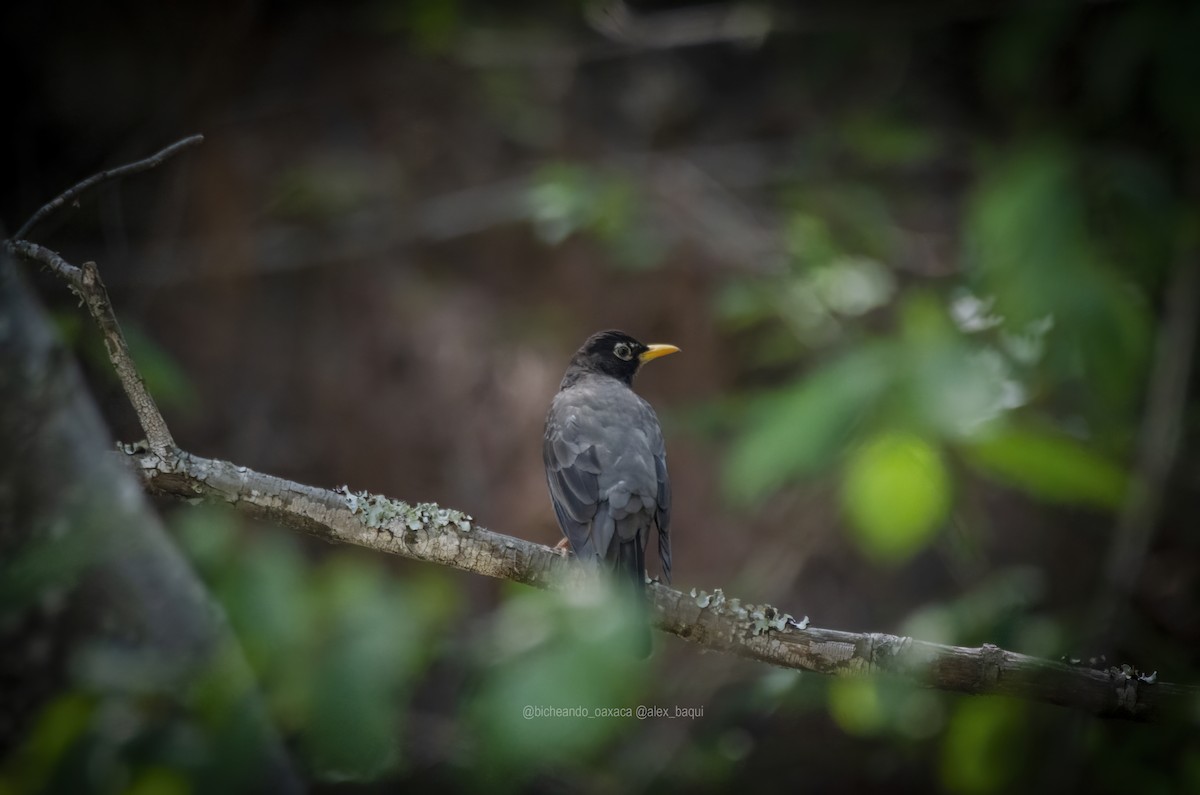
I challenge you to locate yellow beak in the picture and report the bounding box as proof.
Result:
[638,343,681,363]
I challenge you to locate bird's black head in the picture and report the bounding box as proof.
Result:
[563,329,680,387]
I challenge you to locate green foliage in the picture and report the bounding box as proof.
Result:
[840,112,941,168]
[966,144,1151,413]
[51,312,198,416]
[827,678,946,741]
[724,343,895,502]
[0,642,276,795]
[0,694,93,795]
[526,163,665,269]
[464,582,649,787]
[718,136,1155,565]
[841,432,950,564]
[939,698,1027,795]
[175,507,458,782]
[898,293,1019,440]
[122,324,199,416]
[964,425,1129,510]
[3,503,460,792]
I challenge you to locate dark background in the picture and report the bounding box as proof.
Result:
[2,0,1198,792]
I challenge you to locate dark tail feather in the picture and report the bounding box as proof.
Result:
[617,537,652,657]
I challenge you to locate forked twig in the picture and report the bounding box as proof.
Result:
[5,135,205,453]
[8,240,176,453]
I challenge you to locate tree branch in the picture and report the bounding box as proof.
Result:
[6,240,175,454]
[14,134,204,240]
[123,445,1195,723]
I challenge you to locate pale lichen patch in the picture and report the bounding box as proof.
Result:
[337,487,473,533]
[688,587,809,637]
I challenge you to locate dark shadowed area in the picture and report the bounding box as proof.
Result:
[2,0,1198,792]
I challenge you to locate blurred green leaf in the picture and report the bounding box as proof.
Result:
[900,294,1024,439]
[50,309,197,416]
[307,557,431,780]
[811,256,895,317]
[940,697,1027,795]
[304,556,449,780]
[783,212,842,267]
[0,693,93,795]
[50,309,85,348]
[170,510,457,783]
[966,144,1152,412]
[827,678,884,736]
[841,113,940,167]
[123,324,198,415]
[724,343,896,502]
[526,163,663,269]
[786,183,899,260]
[125,767,190,795]
[963,425,1128,510]
[827,677,946,741]
[220,535,311,722]
[171,505,236,573]
[714,280,772,331]
[841,432,950,563]
[466,584,646,785]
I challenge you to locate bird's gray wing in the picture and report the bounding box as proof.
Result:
[543,410,603,561]
[654,447,672,585]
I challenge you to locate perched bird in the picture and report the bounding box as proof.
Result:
[543,330,679,653]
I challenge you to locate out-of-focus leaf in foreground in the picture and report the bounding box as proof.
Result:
[465,581,648,788]
[175,507,458,782]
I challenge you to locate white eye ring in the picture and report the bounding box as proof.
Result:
[614,343,633,361]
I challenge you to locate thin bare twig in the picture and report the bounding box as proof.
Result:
[7,239,176,453]
[14,134,204,240]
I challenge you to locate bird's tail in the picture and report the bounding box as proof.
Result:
[616,537,652,657]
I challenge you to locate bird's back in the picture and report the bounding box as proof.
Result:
[544,373,670,580]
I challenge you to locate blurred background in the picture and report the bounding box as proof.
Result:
[2,0,1198,792]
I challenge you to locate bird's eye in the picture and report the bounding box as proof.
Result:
[613,343,633,361]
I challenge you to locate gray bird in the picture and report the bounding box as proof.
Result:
[543,330,679,653]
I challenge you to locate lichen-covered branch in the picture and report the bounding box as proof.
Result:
[125,445,1195,723]
[7,240,176,454]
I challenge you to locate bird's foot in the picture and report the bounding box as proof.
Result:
[553,537,572,557]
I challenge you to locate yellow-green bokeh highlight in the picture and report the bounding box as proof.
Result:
[841,432,951,563]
